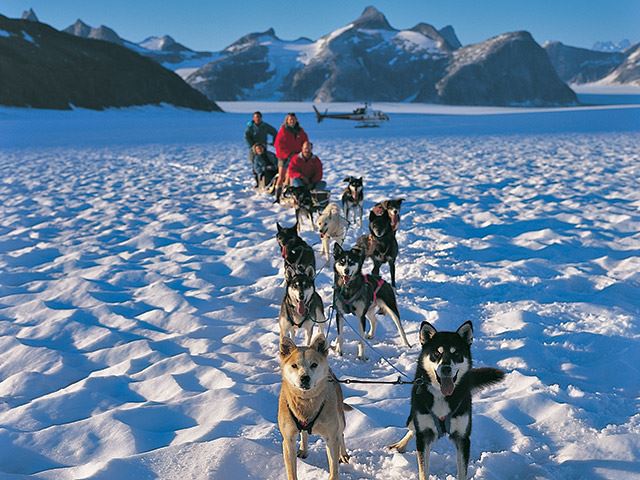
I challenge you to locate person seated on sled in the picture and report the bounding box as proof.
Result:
[287,141,326,191]
[245,111,277,168]
[252,142,278,190]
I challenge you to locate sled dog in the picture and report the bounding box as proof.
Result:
[316,203,348,260]
[278,335,350,480]
[356,211,399,287]
[371,198,404,233]
[332,243,410,359]
[341,176,364,228]
[388,321,505,480]
[279,268,325,345]
[282,186,315,232]
[276,222,316,278]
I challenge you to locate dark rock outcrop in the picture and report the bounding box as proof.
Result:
[438,25,462,50]
[0,15,220,111]
[544,41,624,84]
[21,8,39,22]
[435,32,577,106]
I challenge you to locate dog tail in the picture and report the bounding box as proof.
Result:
[470,367,505,393]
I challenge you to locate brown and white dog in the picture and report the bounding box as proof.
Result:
[278,335,350,480]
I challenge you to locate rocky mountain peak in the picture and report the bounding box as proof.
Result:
[66,19,91,37]
[352,6,393,30]
[224,28,279,52]
[21,8,39,22]
[92,25,123,44]
[438,25,462,49]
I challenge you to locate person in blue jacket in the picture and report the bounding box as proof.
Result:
[245,111,277,167]
[251,143,278,190]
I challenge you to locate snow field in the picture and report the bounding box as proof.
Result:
[0,109,639,479]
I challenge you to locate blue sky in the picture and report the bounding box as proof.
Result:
[4,0,639,51]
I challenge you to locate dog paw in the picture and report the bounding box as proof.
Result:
[339,453,351,464]
[297,450,308,459]
[356,355,369,362]
[386,442,406,453]
[366,332,374,339]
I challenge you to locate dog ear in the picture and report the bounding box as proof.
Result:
[280,337,298,358]
[343,177,351,183]
[397,198,404,206]
[456,321,474,345]
[305,265,315,278]
[358,177,362,182]
[333,242,344,258]
[310,334,328,356]
[276,223,283,232]
[419,321,437,345]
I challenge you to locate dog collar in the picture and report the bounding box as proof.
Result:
[288,401,325,435]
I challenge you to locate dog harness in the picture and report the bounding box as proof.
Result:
[336,274,384,313]
[363,274,385,303]
[288,401,325,435]
[284,295,316,327]
[413,374,464,439]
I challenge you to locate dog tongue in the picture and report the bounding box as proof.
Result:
[440,376,455,396]
[391,215,399,230]
[297,301,306,316]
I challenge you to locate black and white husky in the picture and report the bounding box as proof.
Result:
[279,268,325,345]
[341,176,364,228]
[276,222,316,278]
[388,321,505,480]
[282,186,315,232]
[356,211,398,287]
[332,243,410,360]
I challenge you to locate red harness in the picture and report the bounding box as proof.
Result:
[363,274,385,303]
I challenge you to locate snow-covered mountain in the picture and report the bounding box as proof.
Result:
[592,39,632,52]
[62,18,217,72]
[544,41,625,84]
[544,40,640,86]
[599,43,640,86]
[188,7,575,106]
[186,28,314,101]
[436,32,577,106]
[186,7,458,102]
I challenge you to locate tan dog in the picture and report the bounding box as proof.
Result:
[315,203,348,260]
[278,335,350,480]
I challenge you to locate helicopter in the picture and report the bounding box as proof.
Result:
[312,102,389,128]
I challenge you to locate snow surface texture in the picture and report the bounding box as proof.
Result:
[0,105,639,479]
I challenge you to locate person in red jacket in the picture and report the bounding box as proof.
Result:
[288,141,326,190]
[274,112,309,203]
